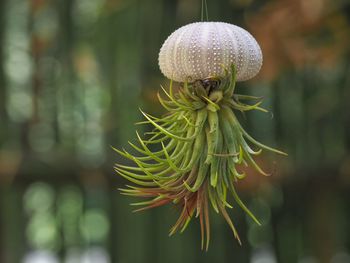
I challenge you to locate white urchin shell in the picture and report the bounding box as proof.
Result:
[158,22,263,82]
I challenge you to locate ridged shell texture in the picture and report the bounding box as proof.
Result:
[158,22,262,82]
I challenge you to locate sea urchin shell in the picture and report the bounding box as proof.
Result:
[158,22,263,82]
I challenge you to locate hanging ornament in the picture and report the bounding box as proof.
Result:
[114,21,286,250]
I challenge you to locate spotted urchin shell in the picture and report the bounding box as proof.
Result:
[158,22,263,82]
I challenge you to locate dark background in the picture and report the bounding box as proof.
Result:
[0,0,350,262]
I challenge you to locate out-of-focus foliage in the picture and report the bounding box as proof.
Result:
[0,0,349,262]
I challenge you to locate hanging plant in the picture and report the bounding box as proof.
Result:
[113,20,286,250]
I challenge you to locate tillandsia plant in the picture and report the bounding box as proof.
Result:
[113,22,287,250]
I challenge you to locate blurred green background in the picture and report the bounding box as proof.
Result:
[0,0,349,262]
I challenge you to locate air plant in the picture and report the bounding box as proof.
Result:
[113,22,286,250]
